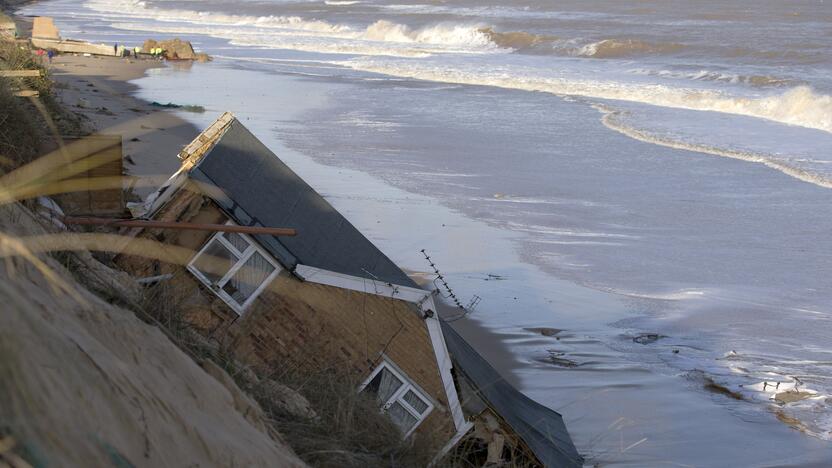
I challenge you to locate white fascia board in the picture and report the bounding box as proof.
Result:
[293,264,432,304]
[422,295,467,432]
[130,167,189,218]
[294,264,468,432]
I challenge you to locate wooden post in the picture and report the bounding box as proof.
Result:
[0,70,43,77]
[61,217,298,237]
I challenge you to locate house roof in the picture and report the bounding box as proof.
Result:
[440,321,584,467]
[187,117,419,288]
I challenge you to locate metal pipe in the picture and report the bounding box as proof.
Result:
[61,217,297,237]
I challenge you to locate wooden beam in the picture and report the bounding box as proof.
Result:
[61,217,297,236]
[13,90,39,97]
[0,70,42,77]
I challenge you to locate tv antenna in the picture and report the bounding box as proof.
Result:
[421,249,480,321]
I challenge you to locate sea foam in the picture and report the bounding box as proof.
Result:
[343,58,832,134]
[594,103,832,189]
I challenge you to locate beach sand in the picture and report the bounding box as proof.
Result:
[45,55,199,196]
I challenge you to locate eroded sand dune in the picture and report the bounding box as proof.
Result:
[0,203,306,468]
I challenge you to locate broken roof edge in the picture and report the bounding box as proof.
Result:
[178,111,236,168]
[440,321,584,467]
[127,112,236,219]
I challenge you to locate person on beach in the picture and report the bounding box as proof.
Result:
[47,49,54,63]
[114,43,118,56]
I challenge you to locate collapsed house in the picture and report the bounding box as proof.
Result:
[116,112,582,465]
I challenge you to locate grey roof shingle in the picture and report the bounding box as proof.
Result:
[188,118,418,288]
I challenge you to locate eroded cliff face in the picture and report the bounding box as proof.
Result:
[0,202,307,468]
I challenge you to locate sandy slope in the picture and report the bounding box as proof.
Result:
[0,202,306,468]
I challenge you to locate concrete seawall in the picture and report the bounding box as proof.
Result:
[31,38,124,56]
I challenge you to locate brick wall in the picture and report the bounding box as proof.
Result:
[117,185,456,442]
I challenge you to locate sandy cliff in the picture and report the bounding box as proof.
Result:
[0,202,307,468]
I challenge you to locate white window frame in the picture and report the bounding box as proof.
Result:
[359,359,434,438]
[187,222,282,315]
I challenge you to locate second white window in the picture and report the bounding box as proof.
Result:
[361,361,433,437]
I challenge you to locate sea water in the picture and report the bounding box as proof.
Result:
[20,0,832,465]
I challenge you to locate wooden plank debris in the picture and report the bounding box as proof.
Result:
[61,217,298,236]
[13,90,39,97]
[136,273,174,284]
[0,70,42,77]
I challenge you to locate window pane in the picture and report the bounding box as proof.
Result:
[363,368,403,404]
[402,390,429,415]
[223,231,249,254]
[386,401,418,434]
[192,238,237,284]
[221,251,275,305]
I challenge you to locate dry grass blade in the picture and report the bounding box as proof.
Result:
[6,232,272,289]
[0,175,168,205]
[0,137,119,193]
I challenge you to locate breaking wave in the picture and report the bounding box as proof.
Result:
[477,28,556,50]
[595,103,832,189]
[577,39,685,58]
[87,0,511,56]
[628,68,800,88]
[85,0,695,59]
[344,58,832,134]
[85,0,352,33]
[362,20,495,48]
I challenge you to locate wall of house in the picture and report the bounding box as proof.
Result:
[116,185,456,442]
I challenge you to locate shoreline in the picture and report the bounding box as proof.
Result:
[13,2,832,464]
[51,39,831,464]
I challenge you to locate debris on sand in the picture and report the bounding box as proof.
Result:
[686,370,744,400]
[142,38,212,62]
[774,390,815,404]
[151,101,206,113]
[526,327,563,337]
[540,349,579,368]
[632,332,665,345]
